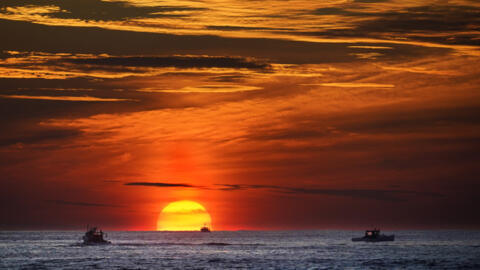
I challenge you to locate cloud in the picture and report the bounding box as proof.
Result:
[0,19,450,67]
[379,65,461,76]
[206,25,292,31]
[333,104,480,134]
[308,83,395,88]
[353,0,389,2]
[124,182,440,202]
[0,127,81,147]
[46,200,123,208]
[64,55,271,70]
[361,5,480,34]
[0,94,135,102]
[0,0,204,21]
[140,85,262,93]
[312,7,366,16]
[348,46,393,50]
[214,184,442,202]
[246,128,330,141]
[124,182,197,188]
[214,184,244,191]
[309,4,480,47]
[0,52,271,79]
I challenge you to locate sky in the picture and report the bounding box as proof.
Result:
[0,0,479,231]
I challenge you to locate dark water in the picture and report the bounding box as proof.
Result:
[1,230,480,269]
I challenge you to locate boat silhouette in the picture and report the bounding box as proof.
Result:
[200,224,211,232]
[352,228,394,242]
[82,225,111,244]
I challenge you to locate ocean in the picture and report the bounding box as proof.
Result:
[1,230,480,269]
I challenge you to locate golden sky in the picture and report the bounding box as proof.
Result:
[0,0,479,230]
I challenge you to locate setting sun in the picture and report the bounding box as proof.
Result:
[157,200,212,231]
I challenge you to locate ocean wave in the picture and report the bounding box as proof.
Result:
[108,242,264,247]
[3,231,480,270]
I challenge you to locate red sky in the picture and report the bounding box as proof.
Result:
[0,0,479,230]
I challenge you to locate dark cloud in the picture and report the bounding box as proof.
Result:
[209,74,249,82]
[359,5,480,46]
[332,103,480,134]
[0,0,204,21]
[0,19,448,65]
[308,5,480,46]
[0,127,81,147]
[124,182,197,188]
[206,25,293,31]
[353,0,389,2]
[125,182,441,202]
[0,51,10,59]
[64,55,271,70]
[0,75,268,137]
[363,5,480,33]
[247,128,330,141]
[0,86,144,131]
[46,200,123,208]
[214,184,244,191]
[312,7,366,16]
[214,184,442,202]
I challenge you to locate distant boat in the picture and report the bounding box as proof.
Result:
[200,224,211,232]
[83,226,111,244]
[352,228,394,242]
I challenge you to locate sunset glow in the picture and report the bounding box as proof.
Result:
[157,201,212,231]
[0,0,479,231]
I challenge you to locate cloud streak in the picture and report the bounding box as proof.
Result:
[0,94,135,102]
[46,200,123,208]
[214,184,442,202]
[0,127,81,147]
[304,83,395,88]
[124,182,442,202]
[140,85,262,93]
[64,55,271,70]
[124,182,197,188]
[0,52,272,80]
[0,0,204,21]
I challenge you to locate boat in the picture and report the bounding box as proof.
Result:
[82,226,111,244]
[200,224,211,232]
[352,228,394,242]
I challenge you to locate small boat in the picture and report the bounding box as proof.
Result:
[200,224,211,232]
[82,226,111,244]
[352,228,394,242]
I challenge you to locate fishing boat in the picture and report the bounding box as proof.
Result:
[82,226,111,244]
[352,228,394,242]
[200,224,211,232]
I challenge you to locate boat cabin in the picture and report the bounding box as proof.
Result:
[83,226,109,244]
[364,229,380,238]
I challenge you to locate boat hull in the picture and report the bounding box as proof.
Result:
[352,235,395,242]
[82,236,111,245]
[82,240,111,245]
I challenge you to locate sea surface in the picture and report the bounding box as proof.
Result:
[1,230,480,269]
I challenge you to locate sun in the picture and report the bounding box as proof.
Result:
[157,200,212,231]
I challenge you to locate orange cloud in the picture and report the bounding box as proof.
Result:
[0,94,134,102]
